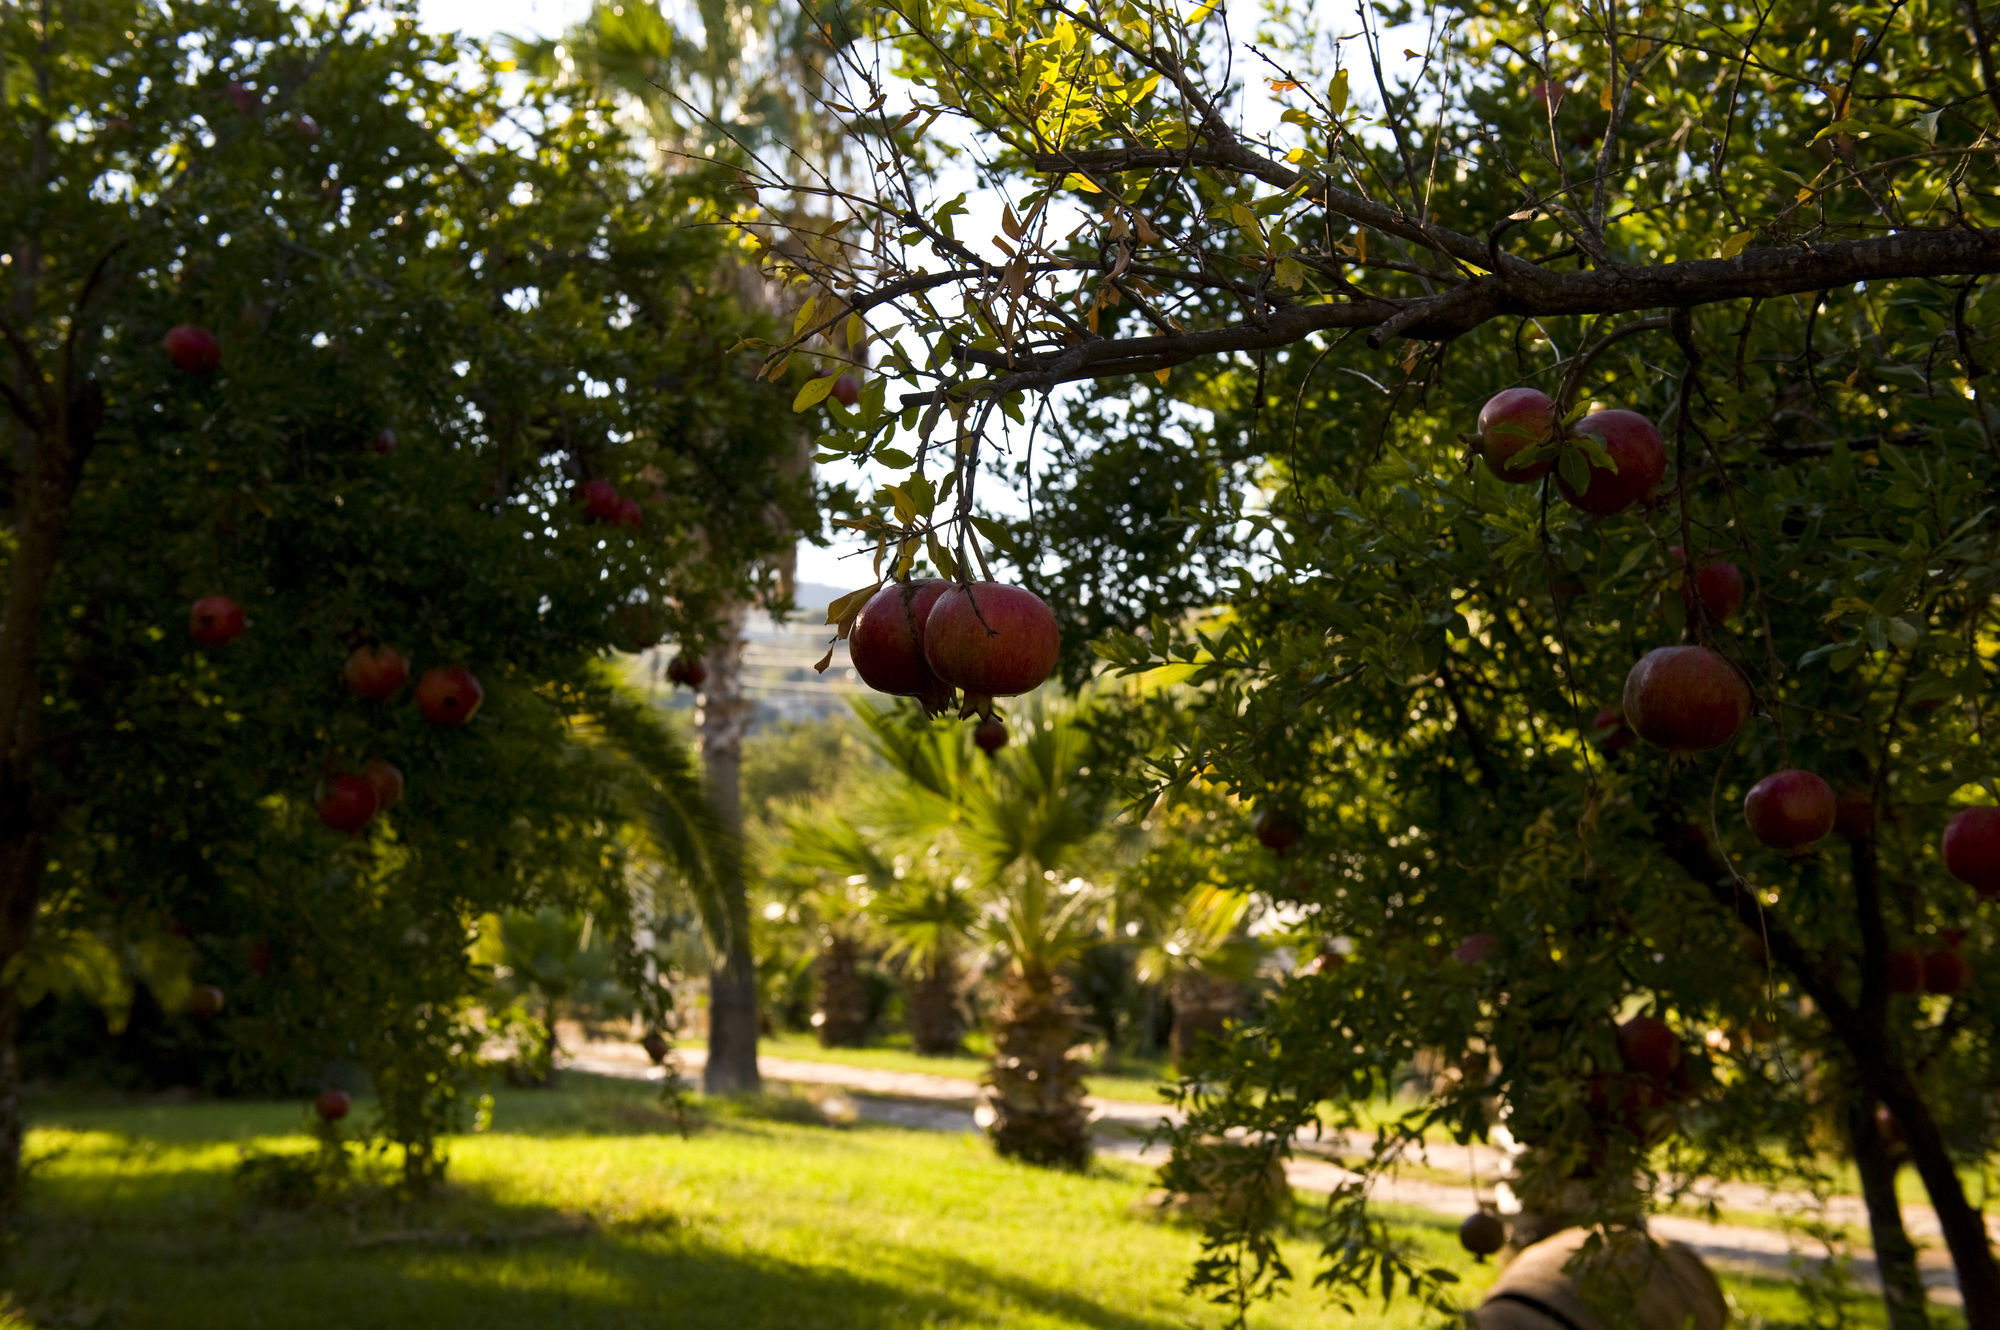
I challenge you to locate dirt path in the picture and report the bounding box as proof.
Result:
[568,1041,1965,1308]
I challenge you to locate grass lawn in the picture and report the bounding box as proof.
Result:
[6,1075,1933,1330]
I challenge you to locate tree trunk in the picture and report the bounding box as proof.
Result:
[1167,969,1243,1070]
[697,610,760,1095]
[0,396,99,1211]
[815,932,870,1047]
[907,949,963,1055]
[1846,1096,1931,1330]
[985,964,1091,1169]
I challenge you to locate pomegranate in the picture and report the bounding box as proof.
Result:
[922,582,1060,712]
[1587,1072,1673,1144]
[849,580,953,714]
[163,324,222,374]
[1942,807,2000,896]
[361,760,405,813]
[1556,409,1666,516]
[1452,933,1500,966]
[611,602,665,653]
[1531,79,1566,109]
[1743,770,1836,850]
[640,1032,671,1064]
[667,655,707,690]
[614,497,643,529]
[369,428,398,454]
[1252,808,1303,854]
[247,940,274,976]
[1300,951,1346,976]
[579,480,621,522]
[1835,787,1876,842]
[315,1089,352,1122]
[1475,387,1556,483]
[1886,947,1924,995]
[187,984,226,1019]
[1668,546,1745,624]
[1923,946,1969,997]
[1621,646,1750,755]
[344,644,409,700]
[1459,1211,1506,1258]
[832,374,861,407]
[1616,1014,1683,1081]
[1591,704,1634,754]
[416,665,484,726]
[223,80,259,114]
[316,775,378,834]
[189,595,245,646]
[974,719,1008,754]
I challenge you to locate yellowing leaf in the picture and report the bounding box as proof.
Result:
[1600,81,1614,111]
[1266,78,1301,92]
[1153,367,1171,384]
[1189,0,1219,23]
[823,582,882,626]
[1355,229,1367,263]
[1796,186,1813,203]
[793,374,838,411]
[1328,68,1350,118]
[1063,172,1102,193]
[846,312,864,347]
[1718,230,1754,259]
[791,294,817,340]
[1275,255,1305,289]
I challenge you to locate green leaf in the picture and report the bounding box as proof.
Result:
[874,447,915,469]
[793,375,838,412]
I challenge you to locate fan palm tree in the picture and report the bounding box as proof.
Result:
[1131,884,1262,1071]
[873,870,978,1055]
[765,806,892,1047]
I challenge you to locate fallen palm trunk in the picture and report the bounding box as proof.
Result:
[1474,1227,1727,1330]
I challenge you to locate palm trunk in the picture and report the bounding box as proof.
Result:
[985,964,1091,1169]
[1847,1096,1930,1330]
[815,932,869,1047]
[1167,969,1242,1070]
[697,611,760,1095]
[907,949,963,1055]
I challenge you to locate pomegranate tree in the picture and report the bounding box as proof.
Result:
[922,582,1060,714]
[1556,409,1665,516]
[415,665,484,726]
[1621,646,1750,755]
[1743,770,1836,851]
[1942,807,2000,896]
[849,579,953,715]
[1474,387,1556,483]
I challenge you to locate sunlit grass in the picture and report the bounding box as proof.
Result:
[8,1076,1935,1329]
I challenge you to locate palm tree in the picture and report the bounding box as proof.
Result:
[1131,884,1261,1071]
[765,806,890,1047]
[873,872,978,1055]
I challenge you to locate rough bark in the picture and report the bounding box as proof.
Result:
[697,608,760,1095]
[1846,1097,1932,1330]
[907,949,963,1056]
[814,932,870,1048]
[1167,970,1244,1071]
[985,964,1091,1169]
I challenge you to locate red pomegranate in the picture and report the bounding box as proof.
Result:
[369,428,398,454]
[316,775,378,834]
[974,719,1008,754]
[1622,646,1751,755]
[1531,79,1566,109]
[1475,387,1556,483]
[1587,1072,1674,1144]
[1668,546,1746,624]
[611,603,665,653]
[832,374,861,407]
[922,582,1060,711]
[614,497,643,528]
[849,580,953,714]
[344,644,409,700]
[361,760,404,813]
[640,1032,671,1064]
[1459,1211,1507,1259]
[1835,787,1876,842]
[315,1089,352,1122]
[189,595,245,646]
[1886,947,1924,995]
[1616,1014,1683,1081]
[1452,933,1500,967]
[187,984,226,1019]
[163,324,222,374]
[1252,807,1303,854]
[579,480,621,522]
[1942,807,2000,896]
[1591,704,1634,754]
[667,655,707,690]
[415,665,483,726]
[1557,410,1666,516]
[1300,951,1346,976]
[1743,770,1836,851]
[1923,946,1969,997]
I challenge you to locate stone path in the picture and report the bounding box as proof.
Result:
[568,1042,1965,1307]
